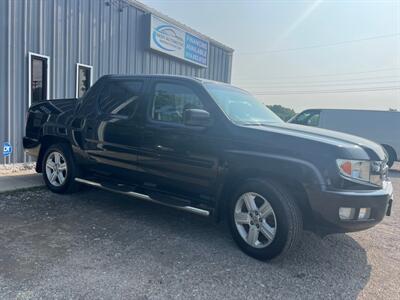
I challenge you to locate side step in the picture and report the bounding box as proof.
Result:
[75,178,210,217]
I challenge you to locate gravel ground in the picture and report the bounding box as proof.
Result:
[0,163,36,176]
[0,166,399,299]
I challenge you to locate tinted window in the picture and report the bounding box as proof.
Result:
[31,56,48,104]
[292,110,320,127]
[307,113,320,126]
[98,80,143,117]
[151,82,204,124]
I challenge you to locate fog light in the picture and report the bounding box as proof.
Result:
[358,208,371,220]
[339,207,356,220]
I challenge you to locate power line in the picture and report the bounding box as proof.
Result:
[237,33,400,55]
[237,75,400,86]
[233,67,400,81]
[239,80,400,89]
[252,86,400,95]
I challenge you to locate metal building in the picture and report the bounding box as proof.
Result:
[0,0,233,164]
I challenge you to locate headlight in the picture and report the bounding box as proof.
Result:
[336,159,384,187]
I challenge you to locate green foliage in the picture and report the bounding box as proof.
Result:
[267,105,296,121]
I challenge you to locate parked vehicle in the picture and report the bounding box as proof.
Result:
[23,75,394,260]
[288,109,400,167]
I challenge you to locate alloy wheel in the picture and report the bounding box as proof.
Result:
[234,192,277,248]
[45,151,68,187]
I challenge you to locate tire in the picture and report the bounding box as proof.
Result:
[42,143,81,193]
[382,145,396,168]
[228,179,303,261]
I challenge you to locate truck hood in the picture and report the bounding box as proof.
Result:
[244,122,387,161]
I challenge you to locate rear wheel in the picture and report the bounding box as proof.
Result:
[42,143,81,193]
[228,179,303,260]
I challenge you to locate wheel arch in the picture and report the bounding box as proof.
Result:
[381,144,397,163]
[36,135,71,173]
[216,165,317,230]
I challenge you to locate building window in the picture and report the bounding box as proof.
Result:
[76,63,93,98]
[28,52,50,106]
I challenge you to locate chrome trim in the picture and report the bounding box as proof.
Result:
[75,178,210,217]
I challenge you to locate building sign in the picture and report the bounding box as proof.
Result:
[3,142,12,157]
[149,14,209,67]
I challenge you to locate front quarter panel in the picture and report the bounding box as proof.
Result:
[224,149,325,188]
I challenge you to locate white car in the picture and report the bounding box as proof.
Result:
[289,109,400,167]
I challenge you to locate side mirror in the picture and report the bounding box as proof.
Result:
[183,109,211,127]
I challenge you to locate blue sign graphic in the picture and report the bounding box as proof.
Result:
[150,15,209,67]
[153,25,184,52]
[3,142,12,157]
[185,33,209,66]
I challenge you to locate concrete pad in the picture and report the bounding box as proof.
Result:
[0,173,44,193]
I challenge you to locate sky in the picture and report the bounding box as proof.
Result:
[140,0,400,112]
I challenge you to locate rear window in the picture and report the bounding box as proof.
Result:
[98,80,143,117]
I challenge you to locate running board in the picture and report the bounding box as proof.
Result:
[75,178,210,217]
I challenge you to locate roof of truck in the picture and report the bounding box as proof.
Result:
[100,74,231,85]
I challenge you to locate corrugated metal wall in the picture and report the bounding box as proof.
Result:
[0,0,233,164]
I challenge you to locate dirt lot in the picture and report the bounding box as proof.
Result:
[0,166,399,299]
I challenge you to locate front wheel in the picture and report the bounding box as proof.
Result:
[228,179,303,260]
[42,143,81,193]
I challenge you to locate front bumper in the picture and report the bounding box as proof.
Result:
[307,180,393,234]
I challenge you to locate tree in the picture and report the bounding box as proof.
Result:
[267,105,296,121]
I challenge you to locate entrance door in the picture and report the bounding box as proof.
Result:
[76,63,93,98]
[29,53,49,106]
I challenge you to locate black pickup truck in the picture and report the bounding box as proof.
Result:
[24,75,394,260]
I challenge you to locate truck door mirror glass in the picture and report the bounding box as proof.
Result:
[183,109,211,127]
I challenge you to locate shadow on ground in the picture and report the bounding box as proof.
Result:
[0,188,371,299]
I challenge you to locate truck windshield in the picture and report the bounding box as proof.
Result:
[204,83,283,125]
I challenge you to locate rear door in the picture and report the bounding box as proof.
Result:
[137,79,221,201]
[82,78,145,180]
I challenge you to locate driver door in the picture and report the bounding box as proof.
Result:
[137,79,221,200]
